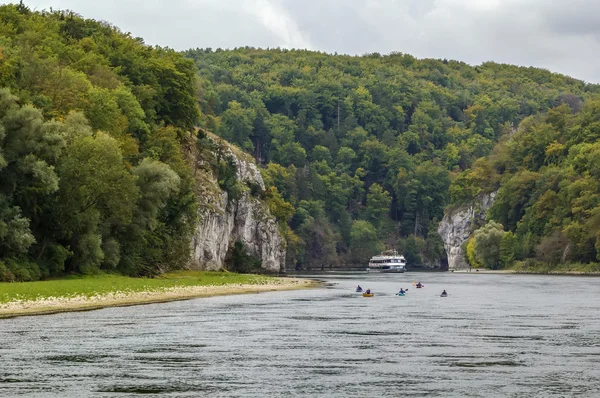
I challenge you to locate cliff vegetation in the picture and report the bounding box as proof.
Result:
[184,47,599,269]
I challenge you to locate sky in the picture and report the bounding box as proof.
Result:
[21,0,600,83]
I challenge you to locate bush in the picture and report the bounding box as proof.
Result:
[6,258,42,281]
[226,241,262,273]
[473,221,505,269]
[0,261,15,282]
[465,237,482,268]
[217,157,243,202]
[535,231,570,265]
[249,182,263,197]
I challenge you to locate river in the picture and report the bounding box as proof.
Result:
[1,272,600,397]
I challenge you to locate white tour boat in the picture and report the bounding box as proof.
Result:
[367,250,407,273]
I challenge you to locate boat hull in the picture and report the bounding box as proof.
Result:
[379,266,405,273]
[362,293,374,297]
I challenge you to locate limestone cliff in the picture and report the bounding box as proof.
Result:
[189,134,286,273]
[437,192,496,270]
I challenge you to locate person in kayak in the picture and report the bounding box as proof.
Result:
[399,288,405,294]
[416,282,423,288]
[365,288,371,294]
[356,285,363,291]
[441,290,447,296]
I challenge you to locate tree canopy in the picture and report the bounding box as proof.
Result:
[0,4,200,280]
[185,47,598,268]
[2,3,599,278]
[458,99,600,269]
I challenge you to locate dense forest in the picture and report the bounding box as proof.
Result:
[3,3,600,281]
[457,101,600,270]
[184,47,600,269]
[0,3,201,281]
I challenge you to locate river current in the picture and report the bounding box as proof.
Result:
[1,272,600,397]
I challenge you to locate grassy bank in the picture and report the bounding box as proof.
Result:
[0,271,318,318]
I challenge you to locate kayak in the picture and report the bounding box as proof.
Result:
[362,293,374,297]
[416,286,424,288]
[440,294,448,297]
[356,289,363,293]
[397,293,405,296]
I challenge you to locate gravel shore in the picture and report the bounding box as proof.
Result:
[0,278,318,318]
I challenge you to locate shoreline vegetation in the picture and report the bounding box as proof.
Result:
[0,271,319,319]
[452,263,600,276]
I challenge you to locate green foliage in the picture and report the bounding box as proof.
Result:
[366,183,391,229]
[0,5,200,280]
[425,226,445,265]
[226,241,262,273]
[219,100,256,152]
[294,200,339,269]
[3,4,598,277]
[473,221,505,269]
[185,47,598,269]
[458,96,600,268]
[401,235,426,266]
[263,186,294,225]
[500,231,518,268]
[350,220,383,263]
[465,237,481,268]
[216,155,243,202]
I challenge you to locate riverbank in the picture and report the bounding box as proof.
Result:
[451,262,600,276]
[451,269,514,274]
[0,271,319,319]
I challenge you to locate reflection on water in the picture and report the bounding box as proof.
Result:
[2,273,600,397]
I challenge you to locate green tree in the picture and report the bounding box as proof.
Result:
[473,221,505,269]
[366,183,391,228]
[499,231,518,268]
[219,100,256,152]
[56,132,138,273]
[350,220,383,263]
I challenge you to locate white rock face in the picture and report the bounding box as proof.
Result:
[234,155,265,191]
[190,148,285,273]
[438,192,496,270]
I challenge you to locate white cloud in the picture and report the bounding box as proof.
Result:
[244,0,313,49]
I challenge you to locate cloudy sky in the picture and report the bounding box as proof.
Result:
[23,0,600,83]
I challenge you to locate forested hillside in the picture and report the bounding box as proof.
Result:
[3,3,600,280]
[184,47,600,269]
[454,100,600,270]
[0,3,200,280]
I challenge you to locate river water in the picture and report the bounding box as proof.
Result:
[1,272,600,397]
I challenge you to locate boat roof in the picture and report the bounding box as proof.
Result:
[370,254,405,259]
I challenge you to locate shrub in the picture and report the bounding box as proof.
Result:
[226,241,262,273]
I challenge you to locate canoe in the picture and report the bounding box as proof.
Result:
[362,293,374,297]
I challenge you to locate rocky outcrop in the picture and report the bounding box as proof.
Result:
[189,137,286,273]
[438,192,496,270]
